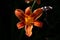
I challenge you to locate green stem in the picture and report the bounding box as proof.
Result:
[31,0,37,10]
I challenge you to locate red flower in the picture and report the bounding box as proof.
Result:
[25,0,41,5]
[15,7,43,37]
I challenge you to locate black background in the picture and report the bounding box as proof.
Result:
[1,0,60,40]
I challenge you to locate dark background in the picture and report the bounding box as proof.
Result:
[1,0,60,40]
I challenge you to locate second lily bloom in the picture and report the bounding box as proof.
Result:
[25,0,41,5]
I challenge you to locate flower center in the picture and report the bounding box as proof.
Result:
[25,16,33,25]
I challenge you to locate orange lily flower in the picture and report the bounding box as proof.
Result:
[25,0,40,5]
[15,7,43,37]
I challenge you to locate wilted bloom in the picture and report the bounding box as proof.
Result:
[15,7,43,37]
[25,0,40,5]
[25,0,33,3]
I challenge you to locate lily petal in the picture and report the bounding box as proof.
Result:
[17,21,25,29]
[25,7,32,16]
[31,8,43,20]
[15,9,25,21]
[25,25,33,37]
[33,21,43,28]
